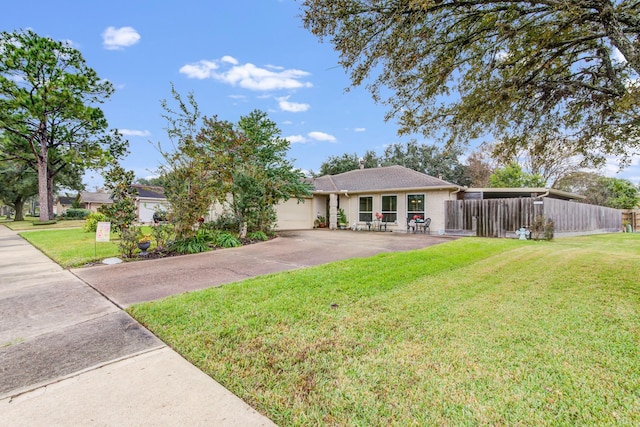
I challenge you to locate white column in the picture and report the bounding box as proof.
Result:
[329,193,338,230]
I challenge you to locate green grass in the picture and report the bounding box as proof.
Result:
[18,226,156,267]
[1,218,86,230]
[19,228,121,267]
[128,234,640,426]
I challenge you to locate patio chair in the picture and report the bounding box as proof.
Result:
[407,219,416,233]
[422,217,431,234]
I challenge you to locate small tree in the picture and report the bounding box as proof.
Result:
[157,87,227,240]
[489,163,547,188]
[231,110,313,238]
[99,164,138,232]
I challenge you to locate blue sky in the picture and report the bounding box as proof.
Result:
[2,0,638,188]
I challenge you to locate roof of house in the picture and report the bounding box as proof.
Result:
[80,191,112,204]
[132,184,165,199]
[57,196,76,205]
[312,165,460,193]
[463,187,586,200]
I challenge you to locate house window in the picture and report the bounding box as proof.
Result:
[407,194,425,221]
[381,195,397,223]
[359,196,373,222]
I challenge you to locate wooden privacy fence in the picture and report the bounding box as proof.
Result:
[445,198,622,238]
[621,210,640,232]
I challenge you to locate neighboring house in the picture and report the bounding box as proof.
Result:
[79,191,113,213]
[275,165,462,232]
[132,184,170,223]
[55,195,77,216]
[79,187,169,223]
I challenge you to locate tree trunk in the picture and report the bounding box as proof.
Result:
[47,173,55,219]
[239,220,247,239]
[13,198,25,221]
[37,159,50,221]
[36,131,50,221]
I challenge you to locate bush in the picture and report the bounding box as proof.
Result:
[214,232,242,248]
[83,212,109,232]
[205,212,240,233]
[530,215,555,241]
[151,223,175,252]
[247,231,268,241]
[118,226,140,258]
[64,208,91,219]
[171,229,212,254]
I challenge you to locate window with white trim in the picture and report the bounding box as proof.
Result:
[407,194,425,221]
[359,196,373,222]
[381,195,397,223]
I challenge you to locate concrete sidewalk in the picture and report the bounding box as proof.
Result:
[0,225,276,426]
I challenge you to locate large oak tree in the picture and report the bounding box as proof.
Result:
[301,0,640,166]
[0,30,126,221]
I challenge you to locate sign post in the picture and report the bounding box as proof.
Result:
[95,221,111,260]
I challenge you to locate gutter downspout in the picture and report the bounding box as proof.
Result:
[535,189,550,199]
[450,186,465,199]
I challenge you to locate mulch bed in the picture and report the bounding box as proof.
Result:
[80,235,275,268]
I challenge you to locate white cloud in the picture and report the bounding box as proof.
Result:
[221,55,238,65]
[285,135,307,144]
[281,120,293,125]
[179,56,312,91]
[179,60,218,79]
[592,154,640,184]
[308,131,336,142]
[354,127,366,132]
[277,96,310,113]
[102,26,141,50]
[119,129,151,137]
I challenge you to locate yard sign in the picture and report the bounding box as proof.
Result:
[96,222,111,242]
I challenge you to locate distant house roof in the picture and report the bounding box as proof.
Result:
[80,191,112,204]
[463,188,585,201]
[57,196,76,205]
[132,185,165,199]
[312,165,460,193]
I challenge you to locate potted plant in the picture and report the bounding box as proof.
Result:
[317,215,327,228]
[137,233,152,255]
[338,208,348,229]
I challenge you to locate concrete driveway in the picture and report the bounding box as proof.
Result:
[73,229,457,308]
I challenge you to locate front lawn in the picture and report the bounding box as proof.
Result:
[129,234,640,426]
[2,218,86,230]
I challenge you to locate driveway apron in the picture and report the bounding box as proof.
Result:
[0,225,276,426]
